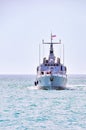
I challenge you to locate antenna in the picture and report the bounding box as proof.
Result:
[63,43,64,65]
[42,40,44,59]
[39,43,41,66]
[59,40,61,62]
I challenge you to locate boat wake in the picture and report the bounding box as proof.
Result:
[27,84,86,91]
[66,84,86,90]
[27,86,73,90]
[27,86,39,90]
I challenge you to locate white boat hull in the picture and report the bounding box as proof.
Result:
[37,74,67,90]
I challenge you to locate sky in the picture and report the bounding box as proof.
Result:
[0,0,86,74]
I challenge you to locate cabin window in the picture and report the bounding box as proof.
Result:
[61,65,63,71]
[50,50,53,53]
[65,67,67,71]
[41,72,44,75]
[46,60,48,63]
[56,63,58,66]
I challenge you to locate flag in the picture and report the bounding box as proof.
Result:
[51,35,56,38]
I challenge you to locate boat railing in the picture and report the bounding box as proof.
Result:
[37,70,66,76]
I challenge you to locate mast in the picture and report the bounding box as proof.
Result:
[43,34,61,61]
[50,33,54,56]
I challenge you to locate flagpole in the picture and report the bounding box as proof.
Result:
[51,33,52,43]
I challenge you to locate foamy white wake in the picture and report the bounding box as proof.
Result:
[27,84,86,90]
[67,84,86,90]
[27,86,39,90]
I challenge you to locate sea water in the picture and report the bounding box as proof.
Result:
[0,74,86,130]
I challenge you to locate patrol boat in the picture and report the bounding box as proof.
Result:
[34,34,67,90]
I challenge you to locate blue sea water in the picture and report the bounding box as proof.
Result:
[0,74,86,130]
